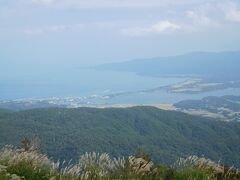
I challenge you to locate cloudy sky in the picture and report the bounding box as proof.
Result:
[1,0,240,67]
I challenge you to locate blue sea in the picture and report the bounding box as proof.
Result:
[1,67,240,103]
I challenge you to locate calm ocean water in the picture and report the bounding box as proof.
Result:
[0,68,183,100]
[1,68,240,103]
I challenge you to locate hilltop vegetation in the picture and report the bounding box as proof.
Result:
[0,142,239,180]
[0,106,239,168]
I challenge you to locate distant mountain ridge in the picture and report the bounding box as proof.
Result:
[0,106,239,167]
[96,51,240,80]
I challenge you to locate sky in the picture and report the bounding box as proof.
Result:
[1,0,240,68]
[0,0,240,100]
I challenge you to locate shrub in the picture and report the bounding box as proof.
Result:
[154,164,176,180]
[175,167,215,180]
[0,145,58,180]
[7,162,49,180]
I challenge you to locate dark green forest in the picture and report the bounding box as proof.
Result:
[0,106,239,167]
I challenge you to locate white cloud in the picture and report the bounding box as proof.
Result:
[222,2,240,22]
[186,10,212,26]
[31,0,55,5]
[226,9,240,22]
[122,21,181,36]
[22,22,119,35]
[23,24,84,35]
[3,0,240,38]
[185,1,240,25]
[151,21,181,32]
[28,0,214,8]
[184,1,224,28]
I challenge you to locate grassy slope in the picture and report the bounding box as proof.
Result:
[0,106,239,166]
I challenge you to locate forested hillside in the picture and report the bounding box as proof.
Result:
[174,95,240,121]
[0,106,239,167]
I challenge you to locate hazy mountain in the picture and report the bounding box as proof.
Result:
[96,51,240,81]
[0,106,239,167]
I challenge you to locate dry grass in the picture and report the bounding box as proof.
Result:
[0,144,239,180]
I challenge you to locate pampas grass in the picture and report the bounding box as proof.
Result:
[0,143,239,180]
